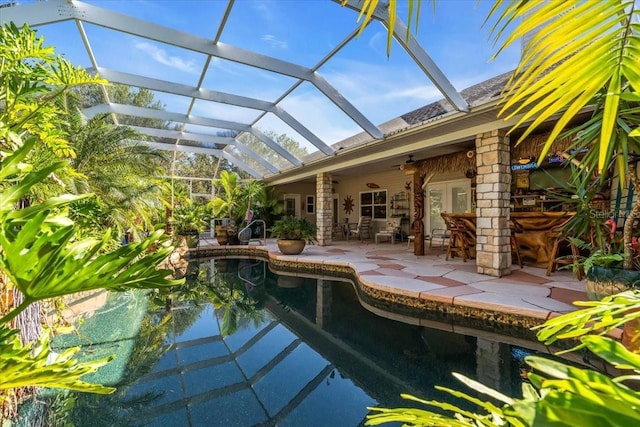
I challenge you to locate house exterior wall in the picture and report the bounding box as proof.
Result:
[272,182,317,223]
[334,169,413,235]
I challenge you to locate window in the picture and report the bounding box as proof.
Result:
[360,190,387,219]
[283,194,300,217]
[306,195,315,214]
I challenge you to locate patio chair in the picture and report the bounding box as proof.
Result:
[349,216,372,240]
[332,222,347,240]
[546,220,582,280]
[429,228,449,250]
[375,217,401,244]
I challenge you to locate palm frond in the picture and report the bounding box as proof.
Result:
[488,0,640,175]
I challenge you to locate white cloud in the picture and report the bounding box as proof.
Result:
[261,34,289,50]
[275,90,361,146]
[320,58,442,123]
[134,41,199,74]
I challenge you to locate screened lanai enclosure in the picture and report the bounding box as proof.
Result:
[0,0,517,183]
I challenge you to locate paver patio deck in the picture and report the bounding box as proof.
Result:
[197,237,586,326]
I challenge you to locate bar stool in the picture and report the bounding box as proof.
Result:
[442,216,472,262]
[546,223,583,280]
[510,217,524,268]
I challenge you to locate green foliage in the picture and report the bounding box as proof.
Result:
[488,0,640,177]
[210,170,242,221]
[0,326,114,397]
[64,112,169,238]
[535,290,640,351]
[0,22,106,157]
[269,216,317,242]
[254,186,284,228]
[341,0,424,57]
[0,138,182,325]
[171,201,210,234]
[209,170,264,225]
[579,247,625,276]
[0,22,184,407]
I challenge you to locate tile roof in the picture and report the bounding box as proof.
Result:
[401,70,513,126]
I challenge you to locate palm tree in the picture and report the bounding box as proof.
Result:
[64,111,170,242]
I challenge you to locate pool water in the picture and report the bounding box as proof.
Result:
[22,258,535,426]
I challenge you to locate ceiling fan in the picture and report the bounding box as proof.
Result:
[391,154,416,168]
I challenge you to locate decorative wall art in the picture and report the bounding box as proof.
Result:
[343,195,354,214]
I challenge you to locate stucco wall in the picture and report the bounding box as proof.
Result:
[271,181,317,222]
[335,169,412,233]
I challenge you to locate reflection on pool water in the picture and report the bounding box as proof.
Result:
[22,258,538,426]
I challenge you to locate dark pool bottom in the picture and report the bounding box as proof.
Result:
[21,258,538,427]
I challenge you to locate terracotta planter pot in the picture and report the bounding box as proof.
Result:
[277,239,306,255]
[215,225,229,245]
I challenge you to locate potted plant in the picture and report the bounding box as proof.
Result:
[171,202,210,248]
[209,171,264,245]
[572,236,640,300]
[269,216,317,255]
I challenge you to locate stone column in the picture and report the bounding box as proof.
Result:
[316,172,333,246]
[475,130,511,277]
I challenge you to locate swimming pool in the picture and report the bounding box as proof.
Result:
[22,257,544,426]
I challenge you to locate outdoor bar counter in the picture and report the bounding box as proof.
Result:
[442,211,575,265]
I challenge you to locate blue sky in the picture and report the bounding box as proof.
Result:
[20,0,521,153]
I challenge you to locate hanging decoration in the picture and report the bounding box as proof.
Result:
[343,195,354,214]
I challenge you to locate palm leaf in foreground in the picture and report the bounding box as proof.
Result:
[0,326,114,402]
[488,0,640,175]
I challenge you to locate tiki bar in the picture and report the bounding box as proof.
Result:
[399,132,610,276]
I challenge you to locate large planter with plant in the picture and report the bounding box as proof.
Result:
[214,224,230,246]
[576,247,640,300]
[172,202,210,249]
[270,216,317,255]
[209,171,264,246]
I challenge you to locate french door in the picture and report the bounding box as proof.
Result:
[426,180,471,233]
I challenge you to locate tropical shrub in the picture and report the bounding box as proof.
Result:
[269,216,317,243]
[0,22,183,418]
